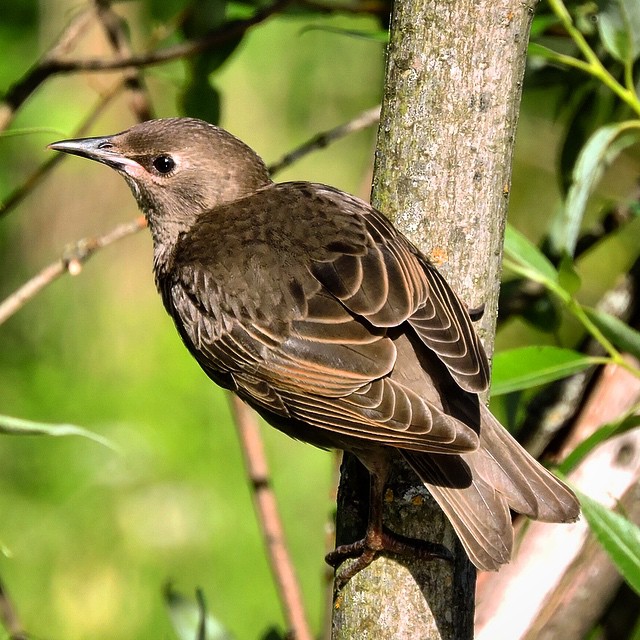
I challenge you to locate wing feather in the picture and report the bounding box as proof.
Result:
[162,181,488,457]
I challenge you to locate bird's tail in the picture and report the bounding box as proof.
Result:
[401,405,580,571]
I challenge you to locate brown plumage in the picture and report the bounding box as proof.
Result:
[49,117,579,575]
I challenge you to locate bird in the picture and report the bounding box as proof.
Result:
[49,117,580,581]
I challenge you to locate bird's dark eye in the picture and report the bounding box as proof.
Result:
[152,155,175,174]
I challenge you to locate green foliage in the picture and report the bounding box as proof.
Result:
[559,411,640,473]
[491,346,598,395]
[549,121,640,257]
[579,492,640,596]
[584,306,640,359]
[0,413,116,450]
[596,0,640,65]
[1,0,640,637]
[505,4,640,625]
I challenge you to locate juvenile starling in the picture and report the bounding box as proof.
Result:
[49,118,579,577]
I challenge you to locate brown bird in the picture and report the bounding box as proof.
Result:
[49,117,579,579]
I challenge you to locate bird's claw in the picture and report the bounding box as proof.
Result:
[326,527,453,589]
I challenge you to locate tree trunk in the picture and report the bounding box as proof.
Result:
[331,0,537,638]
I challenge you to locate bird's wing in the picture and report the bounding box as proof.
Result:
[168,269,479,454]
[306,185,490,393]
[163,182,488,453]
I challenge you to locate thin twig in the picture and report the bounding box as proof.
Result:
[228,395,312,640]
[0,0,289,127]
[0,82,126,220]
[0,216,147,326]
[268,105,381,175]
[0,8,94,132]
[58,0,287,71]
[94,0,153,122]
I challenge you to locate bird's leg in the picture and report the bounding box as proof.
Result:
[326,462,453,589]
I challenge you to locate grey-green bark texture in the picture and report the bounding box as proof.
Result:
[330,1,538,638]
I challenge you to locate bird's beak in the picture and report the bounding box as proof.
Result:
[48,135,141,174]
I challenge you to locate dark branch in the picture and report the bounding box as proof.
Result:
[1,0,288,127]
[94,0,154,122]
[268,105,380,175]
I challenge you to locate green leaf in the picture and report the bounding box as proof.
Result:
[181,0,227,39]
[165,586,233,640]
[550,121,640,257]
[583,307,640,360]
[180,74,221,124]
[557,85,616,196]
[560,413,640,474]
[530,14,561,37]
[0,414,116,450]
[491,346,597,395]
[579,491,640,596]
[557,254,582,295]
[597,0,640,63]
[504,224,559,283]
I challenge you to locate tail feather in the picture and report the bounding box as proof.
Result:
[401,449,512,570]
[476,405,579,523]
[401,406,580,572]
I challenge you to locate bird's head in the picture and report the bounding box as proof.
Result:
[49,118,272,252]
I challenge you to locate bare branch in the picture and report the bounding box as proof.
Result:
[0,82,126,220]
[94,0,154,122]
[0,216,146,326]
[268,105,380,175]
[228,395,312,640]
[0,0,289,129]
[0,8,94,131]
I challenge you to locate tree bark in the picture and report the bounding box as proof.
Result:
[331,0,537,638]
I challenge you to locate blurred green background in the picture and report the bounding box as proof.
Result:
[1,1,639,639]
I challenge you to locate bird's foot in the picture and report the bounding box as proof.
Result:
[326,527,453,589]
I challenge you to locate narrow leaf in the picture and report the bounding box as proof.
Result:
[584,306,640,360]
[550,122,640,257]
[597,0,640,63]
[491,346,598,395]
[560,413,640,474]
[530,15,561,37]
[0,414,115,450]
[504,224,559,283]
[557,254,582,295]
[580,491,640,595]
